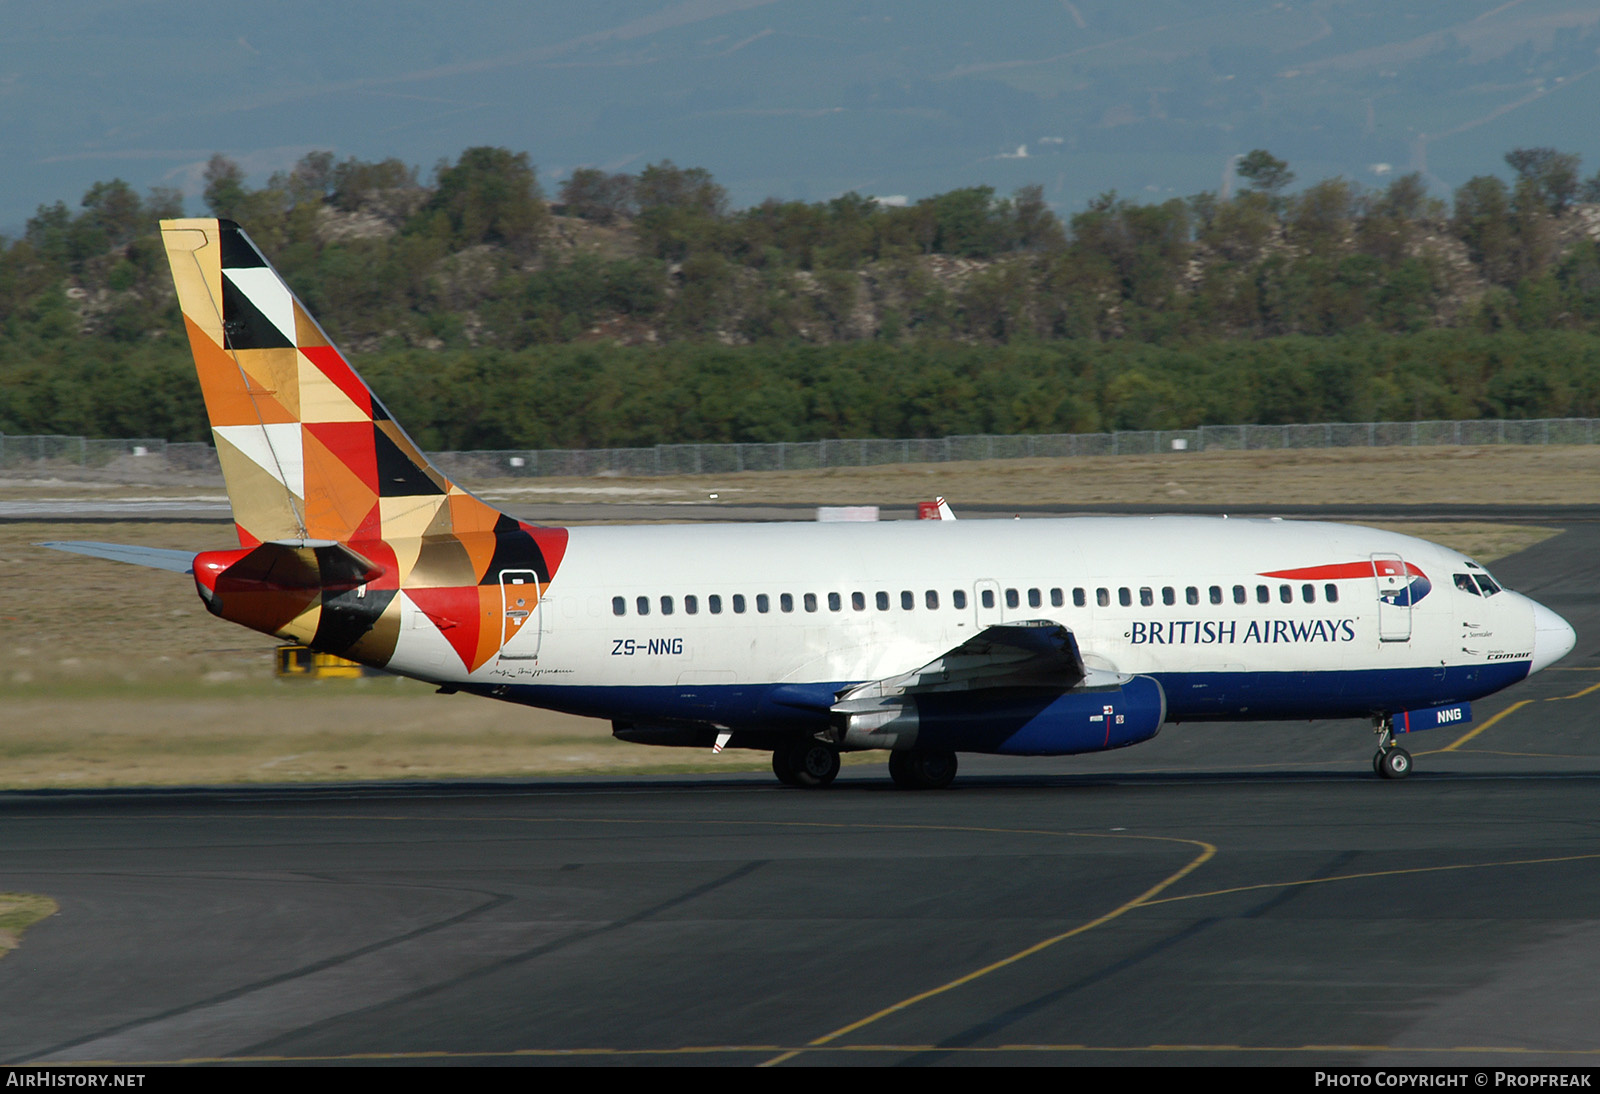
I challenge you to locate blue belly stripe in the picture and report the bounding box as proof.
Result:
[476,661,1532,754]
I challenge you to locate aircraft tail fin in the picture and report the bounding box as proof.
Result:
[160,218,504,548]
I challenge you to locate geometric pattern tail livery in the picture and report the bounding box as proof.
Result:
[161,218,567,673]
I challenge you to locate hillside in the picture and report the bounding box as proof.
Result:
[5,146,1600,447]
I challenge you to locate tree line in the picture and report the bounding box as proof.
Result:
[4,145,1600,446]
[7,333,1599,451]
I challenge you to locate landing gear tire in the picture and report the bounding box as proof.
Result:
[888,749,959,790]
[1371,714,1414,780]
[772,741,840,788]
[772,748,801,787]
[1378,747,1412,780]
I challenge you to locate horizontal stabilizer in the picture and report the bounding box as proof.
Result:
[40,541,197,574]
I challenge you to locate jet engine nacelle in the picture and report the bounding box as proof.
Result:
[836,676,1166,756]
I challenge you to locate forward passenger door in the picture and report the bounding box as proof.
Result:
[1372,554,1412,642]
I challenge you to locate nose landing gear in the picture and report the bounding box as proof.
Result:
[1372,715,1412,780]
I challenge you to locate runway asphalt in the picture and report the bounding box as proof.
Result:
[0,515,1597,1067]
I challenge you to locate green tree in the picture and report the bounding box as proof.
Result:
[202,155,248,220]
[79,180,145,248]
[635,161,727,218]
[1453,176,1516,285]
[331,156,421,217]
[1010,184,1066,252]
[633,161,729,262]
[419,147,547,252]
[916,186,1011,258]
[1505,147,1581,214]
[559,168,636,224]
[1357,173,1437,265]
[1236,149,1294,195]
[1289,178,1357,251]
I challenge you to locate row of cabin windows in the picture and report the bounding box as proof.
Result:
[612,582,1339,617]
[1081,583,1340,608]
[615,590,971,616]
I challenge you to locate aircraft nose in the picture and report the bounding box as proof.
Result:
[1529,600,1577,674]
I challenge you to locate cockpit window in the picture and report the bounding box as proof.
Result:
[1475,574,1502,597]
[1454,573,1481,596]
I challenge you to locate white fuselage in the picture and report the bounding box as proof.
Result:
[382,516,1559,740]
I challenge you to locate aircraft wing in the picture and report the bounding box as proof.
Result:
[834,620,1117,707]
[829,621,1154,754]
[40,541,197,574]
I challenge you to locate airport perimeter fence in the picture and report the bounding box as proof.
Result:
[429,418,1600,479]
[3,418,1599,482]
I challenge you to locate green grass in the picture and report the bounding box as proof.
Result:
[0,894,59,960]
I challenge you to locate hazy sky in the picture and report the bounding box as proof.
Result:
[7,0,1600,233]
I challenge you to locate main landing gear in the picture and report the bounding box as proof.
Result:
[768,742,961,789]
[772,739,841,788]
[888,749,958,791]
[1372,715,1412,780]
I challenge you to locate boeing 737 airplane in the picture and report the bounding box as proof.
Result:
[47,219,1578,788]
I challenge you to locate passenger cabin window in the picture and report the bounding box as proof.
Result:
[1139,587,1153,607]
[1005,588,1019,609]
[982,589,996,609]
[1302,584,1315,604]
[733,594,747,614]
[1118,587,1132,607]
[876,591,890,611]
[612,596,626,616]
[685,595,698,615]
[636,596,650,616]
[756,594,770,613]
[1210,586,1223,605]
[1097,588,1110,607]
[780,593,793,613]
[1324,584,1338,603]
[1073,588,1086,607]
[828,592,842,612]
[926,590,939,610]
[709,594,723,614]
[1186,586,1199,606]
[661,595,674,615]
[1255,585,1269,604]
[1051,588,1064,608]
[1279,584,1292,604]
[853,592,866,611]
[953,590,968,610]
[901,590,914,610]
[1233,585,1246,605]
[1028,588,1041,608]
[802,593,816,613]
[1162,587,1175,606]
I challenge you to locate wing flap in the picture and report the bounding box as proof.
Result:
[835,620,1107,707]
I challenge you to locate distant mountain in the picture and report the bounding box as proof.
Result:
[7,1,1600,232]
